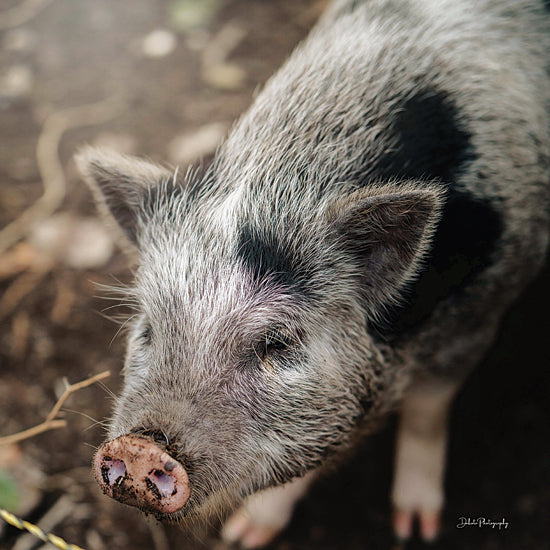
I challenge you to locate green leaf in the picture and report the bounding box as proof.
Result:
[0,470,20,511]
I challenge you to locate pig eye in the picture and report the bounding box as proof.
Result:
[140,324,152,345]
[255,328,295,360]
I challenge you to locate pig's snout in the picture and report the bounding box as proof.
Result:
[93,435,190,515]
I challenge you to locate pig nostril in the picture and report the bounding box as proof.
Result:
[95,435,190,513]
[102,458,127,486]
[148,469,176,497]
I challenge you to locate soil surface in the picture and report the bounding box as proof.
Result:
[0,1,549,549]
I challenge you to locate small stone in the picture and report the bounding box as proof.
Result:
[0,65,33,99]
[202,62,246,91]
[142,29,177,58]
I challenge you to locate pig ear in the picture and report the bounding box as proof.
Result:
[329,182,445,314]
[75,147,172,246]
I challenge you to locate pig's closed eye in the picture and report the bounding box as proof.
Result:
[140,324,152,345]
[255,328,296,361]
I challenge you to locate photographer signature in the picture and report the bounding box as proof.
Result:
[456,517,509,530]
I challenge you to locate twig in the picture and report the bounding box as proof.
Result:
[0,507,85,550]
[0,371,111,446]
[0,242,43,281]
[0,97,121,254]
[202,21,247,66]
[13,495,79,550]
[0,420,67,447]
[50,274,76,324]
[0,261,53,320]
[45,370,110,422]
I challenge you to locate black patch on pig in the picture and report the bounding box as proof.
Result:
[359,395,374,415]
[353,87,503,337]
[371,88,476,184]
[370,190,503,339]
[236,223,310,293]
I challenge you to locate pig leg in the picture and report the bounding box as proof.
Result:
[391,378,458,542]
[222,471,316,548]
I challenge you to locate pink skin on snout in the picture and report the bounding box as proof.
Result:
[93,435,190,515]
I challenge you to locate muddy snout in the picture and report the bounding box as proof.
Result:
[93,435,190,515]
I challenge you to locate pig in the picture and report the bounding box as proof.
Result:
[77,0,550,547]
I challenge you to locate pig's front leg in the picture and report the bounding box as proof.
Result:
[221,471,316,548]
[391,378,458,542]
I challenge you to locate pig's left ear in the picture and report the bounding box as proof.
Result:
[75,147,173,247]
[328,182,445,315]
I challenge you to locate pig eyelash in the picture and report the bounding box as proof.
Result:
[140,324,152,345]
[254,328,297,362]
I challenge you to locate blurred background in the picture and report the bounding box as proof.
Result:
[0,0,548,549]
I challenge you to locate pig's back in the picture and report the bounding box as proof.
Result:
[215,0,550,342]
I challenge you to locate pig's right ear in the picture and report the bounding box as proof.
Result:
[327,182,445,316]
[75,147,172,247]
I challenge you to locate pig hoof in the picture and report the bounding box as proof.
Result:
[221,474,314,547]
[221,509,283,548]
[393,508,413,541]
[392,508,441,542]
[419,510,440,542]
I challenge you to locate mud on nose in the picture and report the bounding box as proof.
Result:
[93,434,190,515]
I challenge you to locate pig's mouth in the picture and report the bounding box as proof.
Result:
[93,434,191,518]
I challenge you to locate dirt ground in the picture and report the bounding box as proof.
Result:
[0,0,549,549]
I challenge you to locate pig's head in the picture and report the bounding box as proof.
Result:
[77,147,443,522]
